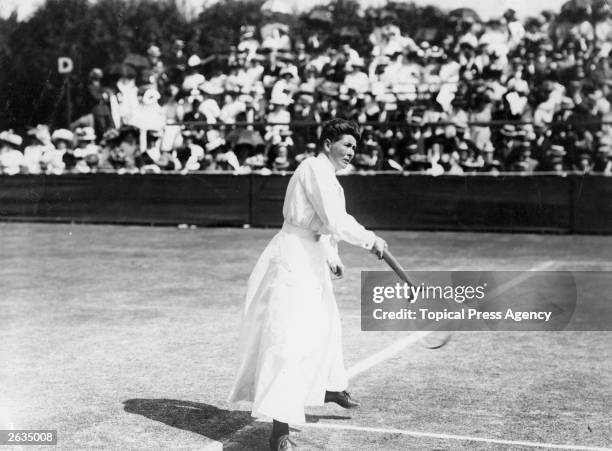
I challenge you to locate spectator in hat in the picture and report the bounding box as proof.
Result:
[86,67,114,139]
[166,39,187,85]
[23,125,53,174]
[182,55,206,93]
[271,145,291,172]
[162,84,185,124]
[403,143,427,172]
[176,129,208,173]
[539,144,567,172]
[593,144,612,173]
[136,130,163,174]
[115,126,140,174]
[129,87,165,131]
[504,9,525,50]
[238,25,260,61]
[61,141,79,173]
[439,149,464,175]
[271,65,298,100]
[292,86,320,147]
[353,137,380,171]
[42,129,73,174]
[573,152,593,173]
[0,130,24,175]
[497,124,519,163]
[144,45,167,89]
[115,65,139,127]
[219,93,247,124]
[187,89,221,124]
[509,142,539,172]
[343,60,369,94]
[183,90,207,123]
[74,127,100,173]
[206,132,237,172]
[97,128,121,171]
[265,92,292,141]
[478,141,503,173]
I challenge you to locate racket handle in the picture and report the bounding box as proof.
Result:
[382,249,412,285]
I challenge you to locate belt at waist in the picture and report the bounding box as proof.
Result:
[281,222,321,241]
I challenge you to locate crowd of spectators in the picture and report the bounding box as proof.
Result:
[1,4,612,176]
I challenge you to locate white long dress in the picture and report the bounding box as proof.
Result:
[228,153,376,424]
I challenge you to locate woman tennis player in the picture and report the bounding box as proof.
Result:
[228,119,387,450]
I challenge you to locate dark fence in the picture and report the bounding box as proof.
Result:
[0,173,610,234]
[571,175,612,234]
[251,173,573,232]
[0,174,250,226]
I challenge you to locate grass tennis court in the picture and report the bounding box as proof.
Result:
[1,223,611,450]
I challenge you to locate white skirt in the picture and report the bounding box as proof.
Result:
[228,223,348,424]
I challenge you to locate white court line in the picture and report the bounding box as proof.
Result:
[346,332,431,378]
[301,423,612,451]
[346,261,558,379]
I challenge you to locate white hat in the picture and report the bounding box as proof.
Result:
[75,126,96,141]
[27,124,51,144]
[187,55,202,67]
[206,136,226,152]
[51,128,74,143]
[0,130,22,148]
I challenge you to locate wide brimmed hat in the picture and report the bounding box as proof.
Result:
[51,128,74,143]
[75,126,96,141]
[548,144,566,157]
[500,124,516,137]
[206,136,226,152]
[101,128,120,144]
[0,130,23,148]
[27,124,51,144]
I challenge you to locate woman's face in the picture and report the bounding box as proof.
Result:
[323,134,356,171]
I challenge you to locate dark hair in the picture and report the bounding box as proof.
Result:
[319,119,361,145]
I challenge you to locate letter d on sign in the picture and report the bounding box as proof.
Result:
[58,57,74,74]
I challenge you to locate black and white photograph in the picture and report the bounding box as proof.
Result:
[1,0,611,449]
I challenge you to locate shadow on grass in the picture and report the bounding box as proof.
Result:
[123,398,351,447]
[123,399,253,441]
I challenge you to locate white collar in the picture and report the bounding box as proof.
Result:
[316,152,337,175]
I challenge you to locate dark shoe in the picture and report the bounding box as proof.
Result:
[269,434,297,450]
[324,390,361,408]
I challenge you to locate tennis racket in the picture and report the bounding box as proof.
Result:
[378,248,451,349]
